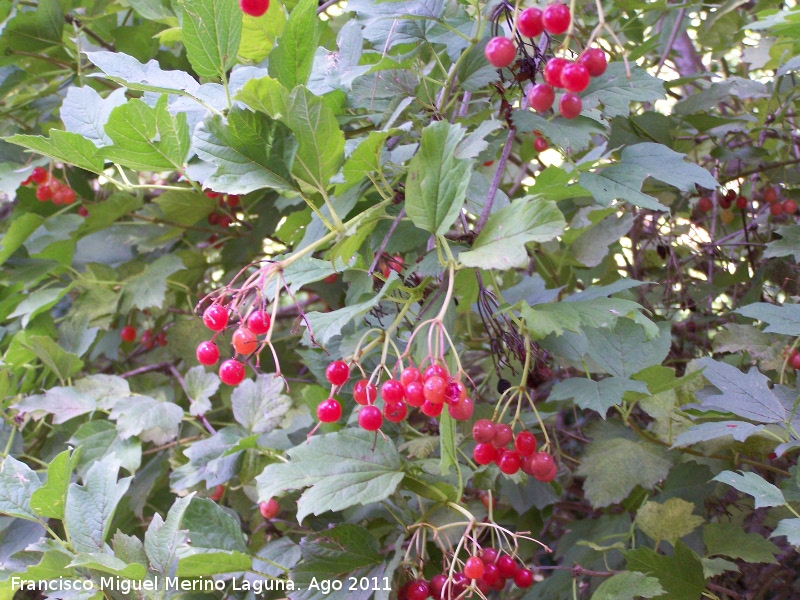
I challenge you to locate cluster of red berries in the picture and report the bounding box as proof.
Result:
[471,419,556,481]
[196,303,272,386]
[398,549,534,599]
[119,325,168,348]
[316,361,474,430]
[22,166,77,205]
[786,348,800,370]
[485,3,572,69]
[762,185,797,217]
[205,190,240,229]
[697,187,797,222]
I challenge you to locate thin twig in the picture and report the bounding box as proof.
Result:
[473,127,515,237]
[654,7,685,77]
[368,208,406,276]
[168,365,216,435]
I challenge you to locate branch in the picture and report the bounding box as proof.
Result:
[473,127,515,237]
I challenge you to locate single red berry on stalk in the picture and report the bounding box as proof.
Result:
[405,381,425,407]
[514,568,534,588]
[226,194,240,208]
[579,47,607,76]
[316,398,342,423]
[543,57,568,87]
[514,431,537,456]
[120,326,137,343]
[423,364,449,381]
[358,405,383,431]
[542,3,571,34]
[791,352,800,370]
[35,185,52,201]
[381,379,405,403]
[492,423,514,448]
[484,37,516,68]
[481,547,499,564]
[205,190,221,199]
[472,419,496,443]
[429,575,447,599]
[481,563,501,586]
[239,0,269,16]
[497,555,519,578]
[400,366,421,386]
[763,186,778,203]
[464,557,485,580]
[698,196,713,212]
[497,450,522,474]
[725,189,737,202]
[558,93,582,119]
[353,379,378,405]
[473,442,498,465]
[406,580,430,600]
[31,166,49,184]
[517,7,544,37]
[323,273,338,284]
[325,360,350,386]
[196,341,220,365]
[203,304,229,331]
[384,401,408,423]
[783,199,797,214]
[736,195,748,210]
[53,186,76,205]
[259,498,279,519]
[423,375,447,404]
[246,310,271,334]
[533,137,549,152]
[232,327,258,355]
[219,359,246,386]
[420,399,444,417]
[444,379,467,403]
[770,202,784,216]
[525,451,556,480]
[527,83,555,112]
[561,62,590,93]
[209,484,225,502]
[77,205,89,217]
[141,329,155,349]
[448,396,474,421]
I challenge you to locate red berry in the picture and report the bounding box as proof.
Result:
[120,326,137,343]
[514,431,537,456]
[543,57,568,87]
[405,381,425,407]
[558,93,582,119]
[542,3,571,35]
[527,83,555,112]
[141,329,155,349]
[203,304,229,331]
[517,7,544,37]
[484,37,516,68]
[406,580,430,600]
[579,47,608,77]
[217,214,232,228]
[725,189,737,202]
[232,327,258,355]
[514,568,534,588]
[444,379,467,403]
[35,185,52,201]
[219,359,246,386]
[770,202,784,216]
[246,310,271,335]
[259,498,279,519]
[226,194,240,208]
[323,273,338,284]
[473,442,498,465]
[448,396,474,421]
[358,405,383,431]
[209,484,225,502]
[497,555,519,578]
[783,199,797,214]
[533,137,549,152]
[239,0,268,16]
[53,186,76,205]
[497,450,522,474]
[429,574,447,599]
[77,205,89,217]
[381,379,405,403]
[763,186,778,203]
[464,557,485,580]
[420,399,444,417]
[400,366,421,387]
[560,62,590,93]
[491,577,507,591]
[325,360,350,386]
[423,375,447,404]
[472,419,496,443]
[205,190,221,199]
[384,401,408,423]
[353,379,378,405]
[196,341,220,365]
[791,352,800,370]
[481,562,500,586]
[423,364,449,381]
[698,196,713,212]
[525,451,556,480]
[492,423,513,448]
[317,398,342,423]
[208,212,221,226]
[31,166,49,184]
[736,195,748,210]
[481,547,499,564]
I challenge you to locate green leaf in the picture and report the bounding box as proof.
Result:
[712,323,783,368]
[292,524,381,583]
[153,190,216,226]
[239,5,286,62]
[580,143,718,211]
[625,542,706,600]
[61,86,127,148]
[0,456,42,521]
[103,96,190,171]
[712,470,786,508]
[592,571,665,600]
[519,297,656,340]
[438,411,458,476]
[119,254,186,313]
[64,457,132,553]
[771,518,800,546]
[86,50,204,97]
[255,429,404,523]
[144,494,193,577]
[549,376,649,418]
[23,335,84,381]
[110,396,184,445]
[764,225,800,261]
[694,357,786,424]
[268,0,320,88]
[672,421,765,448]
[585,320,671,377]
[405,120,472,235]
[69,421,142,478]
[459,198,565,269]
[704,522,779,564]
[68,553,147,579]
[342,130,391,185]
[231,374,292,433]
[194,109,296,194]
[180,497,247,552]
[456,38,499,92]
[184,365,220,417]
[30,448,78,520]
[581,62,665,117]
[513,110,606,154]
[576,424,672,508]
[181,0,241,79]
[6,549,73,582]
[14,385,97,425]
[636,498,704,545]
[0,213,43,265]
[177,551,253,576]
[735,302,800,336]
[6,130,105,173]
